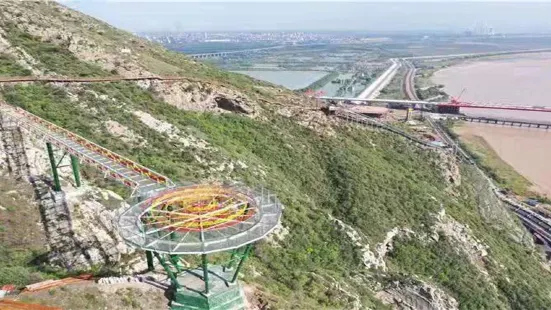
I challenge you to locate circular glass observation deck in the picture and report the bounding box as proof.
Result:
[117,183,282,254]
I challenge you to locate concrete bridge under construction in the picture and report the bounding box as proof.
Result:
[319,96,551,115]
[188,45,285,59]
[461,116,551,129]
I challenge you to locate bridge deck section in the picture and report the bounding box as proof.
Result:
[461,116,551,129]
[320,97,551,113]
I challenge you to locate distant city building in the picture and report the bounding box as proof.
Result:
[137,31,392,48]
[470,22,495,36]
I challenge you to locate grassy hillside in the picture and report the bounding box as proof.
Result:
[1,1,551,309]
[4,81,551,309]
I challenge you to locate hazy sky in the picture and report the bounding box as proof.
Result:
[60,1,551,34]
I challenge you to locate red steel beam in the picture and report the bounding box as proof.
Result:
[438,104,551,113]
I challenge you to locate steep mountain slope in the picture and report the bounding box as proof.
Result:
[1,1,551,309]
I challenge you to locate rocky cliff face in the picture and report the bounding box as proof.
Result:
[0,119,144,272]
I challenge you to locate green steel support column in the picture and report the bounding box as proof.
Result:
[223,205,251,272]
[224,249,239,272]
[46,142,61,192]
[202,254,209,294]
[143,202,155,272]
[170,255,183,273]
[70,155,81,187]
[231,244,253,283]
[146,251,154,271]
[154,252,180,288]
[166,205,183,273]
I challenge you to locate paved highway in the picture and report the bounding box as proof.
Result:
[356,59,401,100]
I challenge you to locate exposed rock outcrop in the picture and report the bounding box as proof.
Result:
[0,112,143,272]
[215,96,251,114]
[33,178,144,272]
[0,1,264,117]
[135,79,260,116]
[432,208,489,275]
[434,149,461,190]
[104,120,147,146]
[0,1,148,77]
[132,110,211,149]
[377,280,459,310]
[264,221,290,247]
[330,214,413,271]
[0,28,43,76]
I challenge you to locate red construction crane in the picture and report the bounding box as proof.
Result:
[449,88,467,105]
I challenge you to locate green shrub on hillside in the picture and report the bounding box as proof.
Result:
[388,235,504,309]
[0,246,49,287]
[0,53,32,76]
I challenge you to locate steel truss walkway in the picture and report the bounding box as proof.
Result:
[0,102,174,195]
[334,108,437,149]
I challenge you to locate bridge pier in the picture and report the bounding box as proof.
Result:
[46,142,82,191]
[436,106,460,114]
[70,155,81,188]
[46,142,62,192]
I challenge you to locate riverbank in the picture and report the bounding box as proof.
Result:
[452,122,551,198]
[430,53,551,198]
